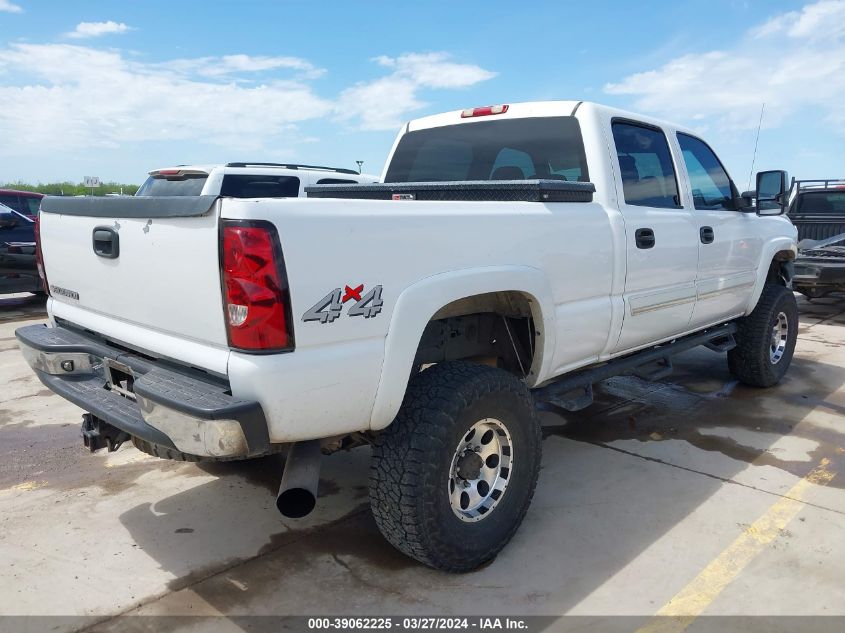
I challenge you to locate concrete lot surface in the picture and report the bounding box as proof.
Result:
[1,292,845,632]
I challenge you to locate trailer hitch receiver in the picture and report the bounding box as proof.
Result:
[81,413,131,452]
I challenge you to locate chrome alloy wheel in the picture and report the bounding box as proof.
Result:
[770,311,789,364]
[448,418,513,522]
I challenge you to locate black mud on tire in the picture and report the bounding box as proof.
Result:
[369,361,542,573]
[728,284,798,388]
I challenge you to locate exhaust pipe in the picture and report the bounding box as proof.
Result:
[276,440,322,518]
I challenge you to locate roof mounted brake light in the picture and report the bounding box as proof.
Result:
[155,169,181,176]
[461,104,509,118]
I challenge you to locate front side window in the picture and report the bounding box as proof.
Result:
[612,122,680,209]
[384,117,589,184]
[678,133,734,210]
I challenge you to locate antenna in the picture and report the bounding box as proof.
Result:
[746,103,765,191]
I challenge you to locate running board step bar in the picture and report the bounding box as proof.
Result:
[533,323,738,413]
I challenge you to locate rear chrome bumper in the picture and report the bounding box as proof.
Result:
[15,323,270,458]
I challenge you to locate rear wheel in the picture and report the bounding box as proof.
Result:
[369,361,542,572]
[728,284,798,387]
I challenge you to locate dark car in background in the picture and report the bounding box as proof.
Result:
[789,179,845,298]
[0,188,44,219]
[0,201,40,294]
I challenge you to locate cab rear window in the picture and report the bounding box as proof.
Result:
[796,192,845,214]
[384,117,589,183]
[136,175,208,196]
[220,175,300,198]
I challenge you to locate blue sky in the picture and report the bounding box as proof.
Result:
[1,0,843,185]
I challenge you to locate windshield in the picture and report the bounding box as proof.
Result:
[796,192,845,214]
[135,174,208,196]
[384,116,589,183]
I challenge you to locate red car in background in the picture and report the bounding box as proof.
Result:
[0,188,44,219]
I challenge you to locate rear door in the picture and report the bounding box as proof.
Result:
[677,133,762,328]
[609,120,699,353]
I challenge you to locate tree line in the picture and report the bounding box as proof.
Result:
[1,181,140,196]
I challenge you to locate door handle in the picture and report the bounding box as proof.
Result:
[700,226,715,244]
[635,228,655,249]
[92,227,120,259]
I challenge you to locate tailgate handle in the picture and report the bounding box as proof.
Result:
[92,227,119,259]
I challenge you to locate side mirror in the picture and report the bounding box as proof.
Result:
[756,170,788,215]
[0,212,19,229]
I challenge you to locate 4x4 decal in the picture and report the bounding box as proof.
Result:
[302,284,383,323]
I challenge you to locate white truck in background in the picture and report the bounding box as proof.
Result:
[18,101,798,572]
[133,161,377,198]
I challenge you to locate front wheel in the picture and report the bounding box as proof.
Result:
[728,284,798,387]
[369,361,542,572]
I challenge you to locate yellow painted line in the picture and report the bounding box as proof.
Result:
[637,458,836,633]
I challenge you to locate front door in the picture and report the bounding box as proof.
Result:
[609,120,699,353]
[676,133,762,328]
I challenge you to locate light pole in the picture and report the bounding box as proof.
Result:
[356,161,364,174]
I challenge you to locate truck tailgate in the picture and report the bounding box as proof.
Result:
[39,196,228,351]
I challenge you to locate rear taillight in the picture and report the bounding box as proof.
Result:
[34,214,49,294]
[220,221,293,352]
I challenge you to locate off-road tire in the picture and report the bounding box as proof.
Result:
[728,284,798,387]
[369,361,542,572]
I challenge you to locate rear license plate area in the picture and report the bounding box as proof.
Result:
[103,358,136,401]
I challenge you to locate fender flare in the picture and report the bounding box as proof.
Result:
[368,266,556,430]
[744,237,797,314]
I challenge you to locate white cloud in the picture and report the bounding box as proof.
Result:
[66,21,133,39]
[0,44,494,157]
[0,44,332,154]
[0,0,22,13]
[337,53,496,130]
[605,0,845,135]
[752,0,845,39]
[165,54,324,80]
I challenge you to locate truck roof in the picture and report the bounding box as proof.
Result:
[148,163,363,177]
[0,188,45,198]
[406,100,695,137]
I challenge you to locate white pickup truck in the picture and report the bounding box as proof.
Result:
[18,101,798,572]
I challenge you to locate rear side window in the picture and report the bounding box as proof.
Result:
[677,133,734,210]
[136,175,208,196]
[0,194,23,212]
[384,117,589,183]
[612,122,680,209]
[221,175,301,198]
[796,192,845,214]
